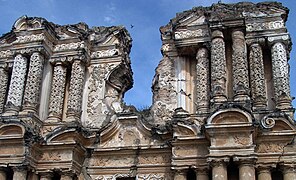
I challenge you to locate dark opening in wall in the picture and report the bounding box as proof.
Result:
[187,169,196,180]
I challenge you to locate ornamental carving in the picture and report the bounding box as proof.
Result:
[67,60,85,116]
[41,152,61,161]
[0,66,8,112]
[246,20,284,31]
[90,49,119,58]
[211,32,226,98]
[249,43,266,107]
[14,34,45,43]
[232,30,249,96]
[48,64,67,118]
[138,154,170,165]
[260,117,275,129]
[196,47,210,112]
[256,143,286,153]
[86,63,117,127]
[174,29,205,39]
[6,54,27,107]
[137,174,165,180]
[23,52,44,110]
[54,42,85,52]
[271,42,290,102]
[233,135,250,146]
[0,50,13,59]
[89,156,134,167]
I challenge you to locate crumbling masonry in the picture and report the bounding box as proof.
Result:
[0,1,295,180]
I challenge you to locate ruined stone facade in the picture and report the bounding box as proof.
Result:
[0,2,295,180]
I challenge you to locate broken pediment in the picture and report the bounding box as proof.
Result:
[13,16,48,31]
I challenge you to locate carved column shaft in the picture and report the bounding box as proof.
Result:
[211,30,227,105]
[48,62,67,121]
[271,42,291,109]
[232,30,249,100]
[249,43,267,109]
[6,54,27,112]
[39,173,53,180]
[66,60,85,121]
[196,47,210,113]
[257,167,272,180]
[0,168,7,180]
[211,161,227,180]
[239,163,255,180]
[23,52,44,113]
[0,65,8,113]
[61,174,73,180]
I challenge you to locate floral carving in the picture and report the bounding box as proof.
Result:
[48,63,67,119]
[23,52,44,111]
[67,60,85,118]
[249,43,266,108]
[14,34,45,43]
[0,50,13,59]
[175,29,205,39]
[211,31,226,99]
[0,66,8,112]
[137,174,165,180]
[246,20,284,32]
[54,42,85,52]
[196,47,210,112]
[271,42,291,106]
[232,30,249,97]
[256,142,286,153]
[6,54,28,107]
[90,49,118,58]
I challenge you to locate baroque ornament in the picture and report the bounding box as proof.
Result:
[6,54,27,107]
[90,49,119,58]
[174,29,205,39]
[0,66,8,112]
[14,34,45,43]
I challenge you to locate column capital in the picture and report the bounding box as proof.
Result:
[211,30,224,39]
[208,157,230,167]
[195,167,210,175]
[246,38,265,46]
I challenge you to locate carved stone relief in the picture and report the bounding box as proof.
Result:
[6,54,27,108]
[14,34,45,43]
[137,173,166,180]
[48,63,67,119]
[23,52,44,111]
[246,20,284,32]
[67,60,85,119]
[249,43,267,108]
[175,29,205,39]
[196,47,210,112]
[54,42,85,52]
[90,49,119,58]
[256,142,286,153]
[0,65,8,112]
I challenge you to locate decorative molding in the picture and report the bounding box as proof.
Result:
[175,29,205,39]
[246,20,284,32]
[0,66,8,112]
[54,42,85,52]
[90,49,118,58]
[14,34,45,43]
[0,50,13,59]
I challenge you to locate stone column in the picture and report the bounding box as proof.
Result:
[257,166,272,180]
[23,52,45,113]
[239,162,255,180]
[6,54,28,114]
[66,59,85,122]
[249,43,267,110]
[211,30,227,106]
[174,169,187,180]
[211,160,228,180]
[232,30,249,102]
[48,61,67,121]
[196,47,210,113]
[12,167,27,180]
[283,166,296,180]
[0,64,8,113]
[0,167,7,180]
[271,42,291,109]
[195,168,209,180]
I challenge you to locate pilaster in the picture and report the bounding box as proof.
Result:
[195,168,209,180]
[196,47,210,113]
[48,61,67,121]
[0,167,7,180]
[0,63,8,113]
[5,54,28,114]
[239,161,255,180]
[248,42,267,110]
[12,166,27,180]
[257,166,272,180]
[174,169,187,180]
[282,165,296,180]
[210,30,227,107]
[23,51,45,113]
[271,42,291,109]
[232,30,250,102]
[209,158,228,180]
[66,59,85,122]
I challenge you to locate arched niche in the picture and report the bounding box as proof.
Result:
[207,108,252,125]
[0,124,24,136]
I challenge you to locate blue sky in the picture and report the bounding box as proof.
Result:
[0,0,295,109]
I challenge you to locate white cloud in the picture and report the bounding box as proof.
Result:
[104,16,115,24]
